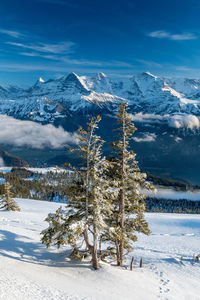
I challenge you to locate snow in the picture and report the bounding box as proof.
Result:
[0,167,12,173]
[27,167,67,174]
[2,71,200,123]
[0,166,69,175]
[0,198,199,299]
[39,77,45,83]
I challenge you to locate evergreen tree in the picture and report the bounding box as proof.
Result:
[102,101,153,266]
[41,116,111,269]
[0,182,20,211]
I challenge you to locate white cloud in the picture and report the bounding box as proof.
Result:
[0,63,72,72]
[130,113,164,124]
[19,51,133,67]
[148,30,197,41]
[20,52,59,60]
[133,133,156,142]
[168,115,200,129]
[0,29,24,38]
[0,58,133,73]
[143,187,200,201]
[7,41,75,54]
[4,35,133,69]
[19,52,104,65]
[136,59,162,68]
[170,33,197,40]
[130,113,200,130]
[0,115,77,149]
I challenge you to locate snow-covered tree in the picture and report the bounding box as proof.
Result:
[0,182,20,211]
[102,101,153,266]
[41,116,111,269]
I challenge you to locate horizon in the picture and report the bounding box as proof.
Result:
[1,0,200,85]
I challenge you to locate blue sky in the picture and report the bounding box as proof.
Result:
[1,0,200,85]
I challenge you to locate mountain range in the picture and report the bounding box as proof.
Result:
[1,71,200,184]
[1,71,200,123]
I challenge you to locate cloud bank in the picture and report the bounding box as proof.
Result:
[130,113,200,130]
[168,115,200,129]
[143,187,200,201]
[0,115,77,149]
[133,133,156,142]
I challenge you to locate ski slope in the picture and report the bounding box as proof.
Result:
[0,198,199,300]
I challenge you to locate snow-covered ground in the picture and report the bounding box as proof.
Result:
[26,167,67,174]
[0,166,67,174]
[0,198,199,300]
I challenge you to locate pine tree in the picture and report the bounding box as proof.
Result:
[0,182,20,211]
[102,101,153,266]
[41,116,111,269]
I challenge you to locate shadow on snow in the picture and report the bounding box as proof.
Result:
[0,229,92,269]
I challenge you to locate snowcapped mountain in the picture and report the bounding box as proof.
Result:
[1,71,200,122]
[2,71,200,178]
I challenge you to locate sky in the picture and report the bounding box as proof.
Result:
[1,0,200,85]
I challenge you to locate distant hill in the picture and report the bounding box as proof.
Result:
[0,149,28,167]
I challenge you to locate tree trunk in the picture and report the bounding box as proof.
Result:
[99,237,102,259]
[116,240,121,266]
[84,229,99,269]
[130,256,134,271]
[91,246,99,269]
[118,111,126,267]
[140,258,143,268]
[118,190,124,266]
[92,222,99,269]
[84,220,99,269]
[119,241,123,266]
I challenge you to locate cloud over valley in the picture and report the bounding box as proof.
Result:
[130,113,200,130]
[0,115,77,149]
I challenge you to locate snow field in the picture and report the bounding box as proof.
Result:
[0,198,199,300]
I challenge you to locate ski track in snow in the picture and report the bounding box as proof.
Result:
[0,199,199,300]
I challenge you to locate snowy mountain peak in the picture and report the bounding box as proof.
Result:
[34,77,45,87]
[62,72,89,93]
[137,71,158,80]
[66,72,79,79]
[2,71,200,123]
[144,71,157,79]
[87,72,112,93]
[95,72,107,80]
[39,77,45,83]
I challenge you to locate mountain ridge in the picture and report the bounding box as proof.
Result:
[1,71,200,123]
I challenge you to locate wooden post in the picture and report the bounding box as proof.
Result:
[140,258,143,268]
[130,256,134,271]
